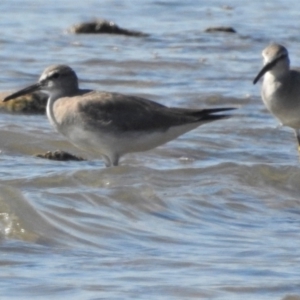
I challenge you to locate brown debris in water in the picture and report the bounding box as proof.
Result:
[68,19,148,37]
[36,150,85,161]
[282,296,300,300]
[205,26,236,33]
[0,92,47,114]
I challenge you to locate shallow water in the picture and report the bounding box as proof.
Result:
[1,1,300,299]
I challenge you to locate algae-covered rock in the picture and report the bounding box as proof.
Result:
[205,26,236,33]
[68,19,148,37]
[0,92,47,114]
[35,150,85,161]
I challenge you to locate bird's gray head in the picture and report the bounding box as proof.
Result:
[253,44,290,84]
[3,65,79,102]
[39,65,78,93]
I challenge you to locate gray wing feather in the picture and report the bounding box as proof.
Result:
[77,91,234,132]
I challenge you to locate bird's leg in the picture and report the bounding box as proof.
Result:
[103,155,112,167]
[102,154,119,167]
[111,154,120,167]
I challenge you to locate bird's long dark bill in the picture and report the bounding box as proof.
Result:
[3,82,41,102]
[253,54,286,85]
[253,63,273,85]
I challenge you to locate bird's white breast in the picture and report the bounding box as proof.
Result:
[262,73,300,128]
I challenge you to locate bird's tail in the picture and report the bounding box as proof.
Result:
[183,107,236,122]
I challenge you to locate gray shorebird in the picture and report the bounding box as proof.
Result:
[4,65,234,167]
[253,43,300,152]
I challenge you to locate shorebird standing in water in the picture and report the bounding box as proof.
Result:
[4,65,234,167]
[253,43,300,152]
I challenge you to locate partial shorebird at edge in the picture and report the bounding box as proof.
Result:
[253,43,300,153]
[4,65,235,167]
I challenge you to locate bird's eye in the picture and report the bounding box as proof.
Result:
[50,72,60,79]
